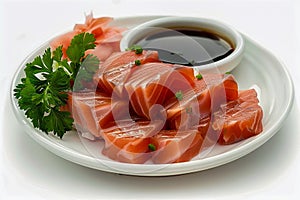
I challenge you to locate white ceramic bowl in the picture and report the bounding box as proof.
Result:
[120,16,244,73]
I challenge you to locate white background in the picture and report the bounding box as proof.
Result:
[1,0,300,199]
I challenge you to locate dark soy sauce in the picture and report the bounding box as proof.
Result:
[137,29,234,66]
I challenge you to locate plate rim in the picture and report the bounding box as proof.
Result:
[9,15,295,176]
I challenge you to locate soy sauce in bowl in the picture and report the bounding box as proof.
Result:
[136,29,234,66]
[120,17,245,73]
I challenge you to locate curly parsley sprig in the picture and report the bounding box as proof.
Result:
[14,32,99,138]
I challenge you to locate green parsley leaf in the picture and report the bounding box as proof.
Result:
[14,48,74,138]
[148,143,156,151]
[126,45,143,54]
[53,45,63,61]
[73,54,100,90]
[81,54,100,73]
[175,90,183,101]
[196,73,203,80]
[42,109,74,138]
[14,32,99,138]
[135,59,141,66]
[66,32,96,65]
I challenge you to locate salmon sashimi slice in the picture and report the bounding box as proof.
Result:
[102,120,165,164]
[212,89,263,145]
[93,50,160,95]
[150,129,203,164]
[124,62,195,120]
[67,92,129,138]
[194,73,239,102]
[166,74,238,130]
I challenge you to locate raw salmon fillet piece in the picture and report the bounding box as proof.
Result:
[166,74,238,130]
[102,121,204,164]
[93,50,159,95]
[124,62,195,120]
[212,89,263,144]
[66,92,128,138]
[151,129,203,164]
[102,120,164,164]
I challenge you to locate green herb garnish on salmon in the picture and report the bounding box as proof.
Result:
[14,32,99,138]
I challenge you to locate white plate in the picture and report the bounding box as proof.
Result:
[10,16,294,176]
